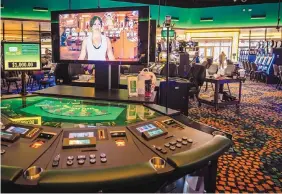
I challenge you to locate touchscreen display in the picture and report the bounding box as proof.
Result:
[136,124,156,133]
[1,131,13,139]
[6,126,29,134]
[69,139,91,145]
[69,132,94,138]
[148,128,164,137]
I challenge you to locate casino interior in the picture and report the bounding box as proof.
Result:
[0,0,282,193]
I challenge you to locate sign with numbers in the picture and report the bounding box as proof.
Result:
[3,43,41,71]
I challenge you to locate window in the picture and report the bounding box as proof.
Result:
[23,21,40,42]
[4,20,22,41]
[0,20,3,41]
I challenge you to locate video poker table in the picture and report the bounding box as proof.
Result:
[1,92,231,193]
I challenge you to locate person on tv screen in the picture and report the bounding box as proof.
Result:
[78,16,115,61]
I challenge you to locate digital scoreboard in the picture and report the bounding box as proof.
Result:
[3,43,41,71]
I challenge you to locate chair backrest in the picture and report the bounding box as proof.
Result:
[224,65,236,77]
[251,62,257,71]
[279,65,282,75]
[208,64,218,75]
[190,64,206,87]
[273,64,279,76]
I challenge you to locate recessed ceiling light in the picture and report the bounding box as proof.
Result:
[248,9,252,12]
[33,7,48,12]
[243,9,246,12]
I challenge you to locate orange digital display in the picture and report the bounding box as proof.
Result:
[115,139,126,147]
[30,140,45,149]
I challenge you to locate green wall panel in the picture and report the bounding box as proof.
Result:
[1,0,280,28]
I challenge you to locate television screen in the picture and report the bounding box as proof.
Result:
[3,43,41,71]
[52,7,150,64]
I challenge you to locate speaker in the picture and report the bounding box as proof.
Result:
[159,79,192,115]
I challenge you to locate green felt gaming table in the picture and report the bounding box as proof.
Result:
[1,96,161,128]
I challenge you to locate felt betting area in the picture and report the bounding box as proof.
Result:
[1,96,161,128]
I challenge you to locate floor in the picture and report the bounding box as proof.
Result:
[189,81,282,193]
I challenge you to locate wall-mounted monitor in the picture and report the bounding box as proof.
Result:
[51,6,150,65]
[3,43,41,71]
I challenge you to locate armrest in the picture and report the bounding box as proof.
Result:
[39,162,157,191]
[167,135,231,170]
[1,165,23,183]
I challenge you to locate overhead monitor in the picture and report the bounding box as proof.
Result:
[3,43,41,71]
[51,6,150,65]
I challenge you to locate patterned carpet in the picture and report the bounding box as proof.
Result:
[189,81,282,193]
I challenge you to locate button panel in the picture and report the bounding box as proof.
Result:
[77,155,86,160]
[78,159,85,165]
[67,156,74,160]
[89,154,96,159]
[101,158,107,163]
[90,158,96,164]
[154,137,193,154]
[100,153,106,158]
[170,146,176,151]
[67,160,73,166]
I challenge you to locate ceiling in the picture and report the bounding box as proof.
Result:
[113,0,281,8]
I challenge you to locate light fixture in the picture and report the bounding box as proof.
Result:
[33,7,48,12]
[200,17,213,22]
[157,0,161,27]
[248,8,252,11]
[251,15,266,19]
[1,4,4,8]
[171,17,179,21]
[243,9,246,12]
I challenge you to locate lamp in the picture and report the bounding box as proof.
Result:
[33,7,48,12]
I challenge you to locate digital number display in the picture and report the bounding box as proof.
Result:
[8,62,37,69]
[4,43,41,71]
[136,124,156,133]
[69,139,91,145]
[69,132,94,138]
[6,126,29,134]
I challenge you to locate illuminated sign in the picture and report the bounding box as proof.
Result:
[10,117,42,125]
[3,43,41,71]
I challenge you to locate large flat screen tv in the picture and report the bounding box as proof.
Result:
[51,6,150,65]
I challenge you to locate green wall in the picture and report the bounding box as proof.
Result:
[1,0,281,28]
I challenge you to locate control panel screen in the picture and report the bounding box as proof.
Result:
[148,128,164,137]
[142,127,168,140]
[136,124,156,133]
[69,132,94,138]
[69,139,91,145]
[1,131,13,139]
[6,126,29,134]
